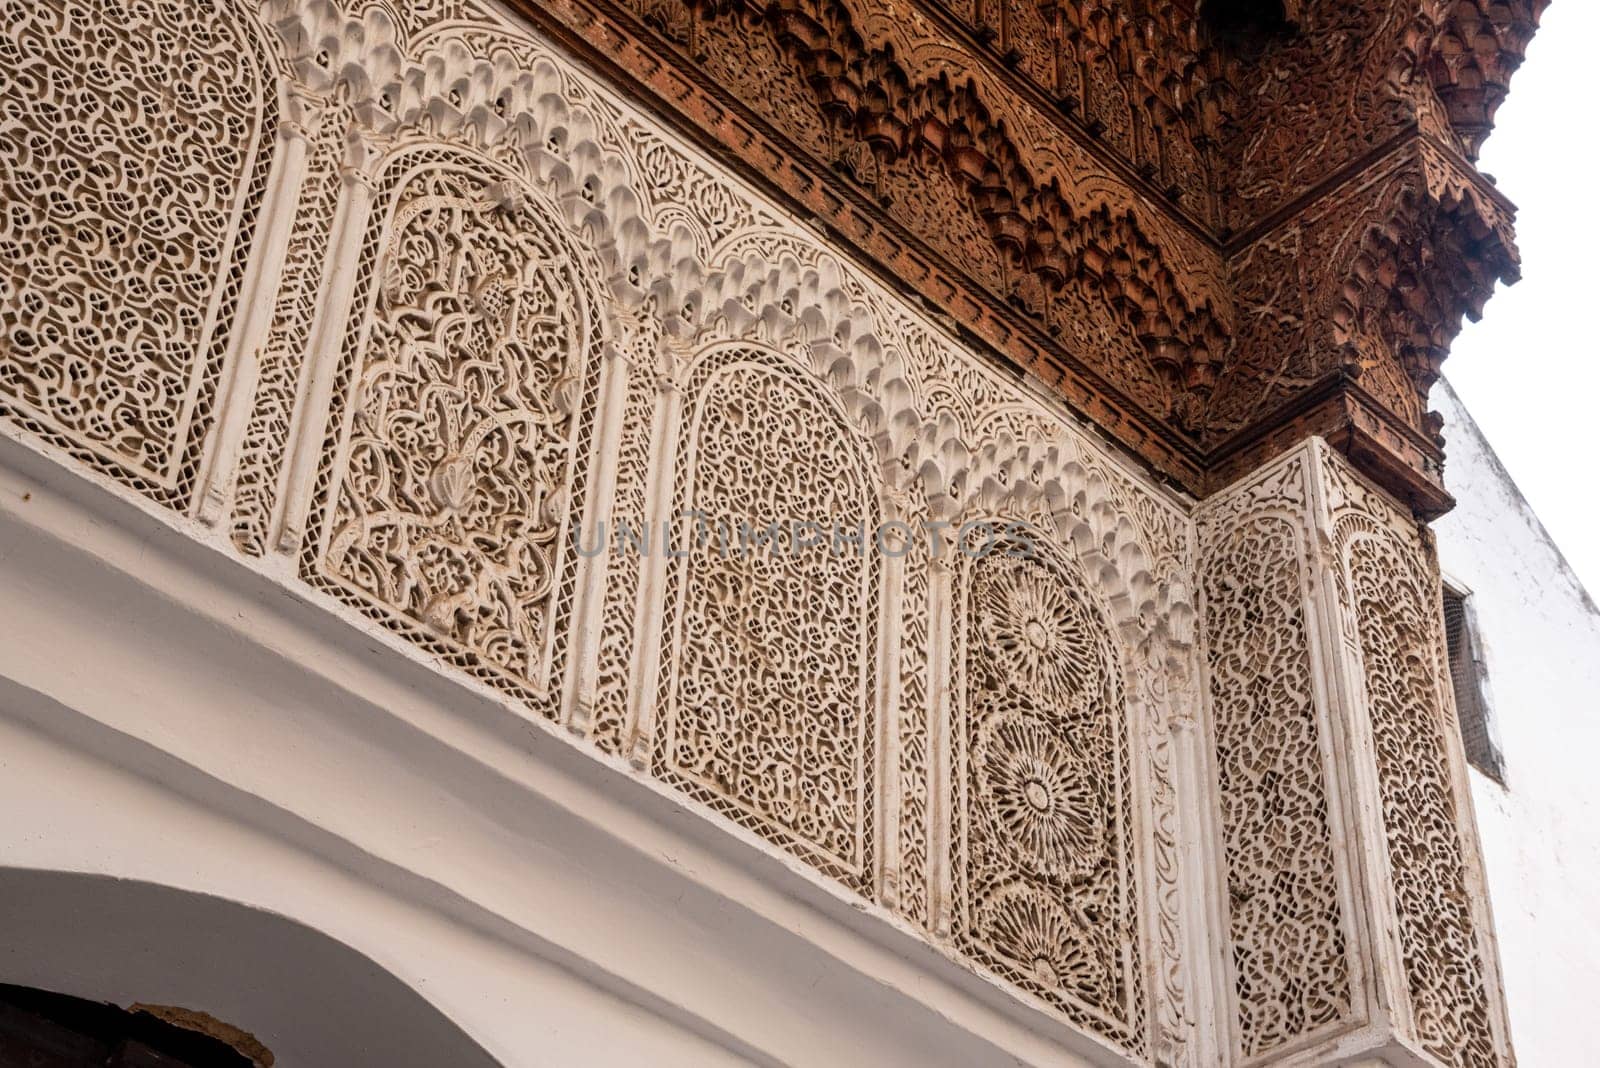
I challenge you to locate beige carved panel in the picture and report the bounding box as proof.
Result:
[0,3,1241,1062]
[653,347,881,890]
[1200,442,1512,1068]
[953,536,1146,1056]
[276,10,1199,1053]
[0,1,1523,1065]
[1327,457,1501,1068]
[1196,454,1356,1062]
[305,154,606,714]
[0,0,276,506]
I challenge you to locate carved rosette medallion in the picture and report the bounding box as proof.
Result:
[975,711,1106,887]
[955,544,1144,1052]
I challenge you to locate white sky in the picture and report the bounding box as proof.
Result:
[1445,0,1600,596]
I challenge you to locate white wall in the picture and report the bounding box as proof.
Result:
[1432,379,1600,1067]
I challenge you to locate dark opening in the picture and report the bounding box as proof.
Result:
[0,983,262,1067]
[1200,0,1292,38]
[1443,586,1506,785]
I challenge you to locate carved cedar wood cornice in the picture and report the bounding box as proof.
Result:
[1425,0,1551,159]
[510,0,1542,516]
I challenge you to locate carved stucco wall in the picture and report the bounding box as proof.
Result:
[0,0,280,507]
[1195,440,1512,1068]
[1196,449,1359,1064]
[0,2,1511,1066]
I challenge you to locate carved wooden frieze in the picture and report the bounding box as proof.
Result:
[491,0,1541,512]
[0,0,1546,515]
[1210,136,1519,509]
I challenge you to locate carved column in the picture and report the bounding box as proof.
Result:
[622,339,688,771]
[1195,438,1511,1068]
[194,83,325,528]
[270,128,387,558]
[562,316,639,736]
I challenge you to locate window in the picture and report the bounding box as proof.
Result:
[1442,584,1505,785]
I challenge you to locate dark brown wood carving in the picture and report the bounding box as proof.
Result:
[512,0,1546,516]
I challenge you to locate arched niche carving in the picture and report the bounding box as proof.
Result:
[302,144,611,717]
[950,522,1146,1055]
[653,343,884,893]
[0,0,280,508]
[1198,494,1354,1060]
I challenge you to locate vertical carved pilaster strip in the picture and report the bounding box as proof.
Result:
[623,358,685,769]
[896,494,933,927]
[1128,661,1188,1066]
[926,536,957,938]
[1125,682,1167,1061]
[589,320,661,756]
[194,85,322,526]
[271,132,384,558]
[1313,441,1509,1068]
[874,505,906,908]
[1169,679,1233,1068]
[562,337,631,735]
[226,97,353,556]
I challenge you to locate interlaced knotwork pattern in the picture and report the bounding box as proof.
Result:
[1198,456,1353,1060]
[0,0,275,507]
[1335,485,1496,1068]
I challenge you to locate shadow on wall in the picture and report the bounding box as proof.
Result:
[0,868,503,1068]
